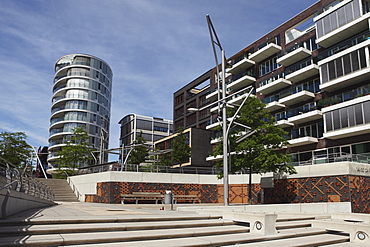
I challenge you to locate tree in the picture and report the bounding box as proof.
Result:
[56,126,95,175]
[0,132,32,171]
[129,132,148,164]
[212,97,296,203]
[171,127,191,166]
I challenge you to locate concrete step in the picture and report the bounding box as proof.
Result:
[222,231,350,246]
[0,214,222,226]
[0,225,248,246]
[36,178,78,202]
[65,227,331,247]
[276,219,312,229]
[0,219,235,236]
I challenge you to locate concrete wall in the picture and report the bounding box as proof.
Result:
[0,189,55,219]
[70,161,366,201]
[69,170,267,201]
[70,162,370,213]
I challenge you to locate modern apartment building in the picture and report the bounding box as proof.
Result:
[119,114,173,149]
[154,127,213,169]
[175,0,370,166]
[48,54,113,167]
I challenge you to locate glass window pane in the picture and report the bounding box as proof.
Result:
[333,110,341,130]
[330,12,338,30]
[328,60,336,80]
[321,64,329,83]
[325,113,333,131]
[335,58,343,77]
[323,16,332,34]
[340,108,348,128]
[351,50,359,71]
[348,106,355,126]
[355,104,363,125]
[364,101,370,123]
[359,47,367,69]
[345,3,354,23]
[343,54,351,75]
[337,8,346,27]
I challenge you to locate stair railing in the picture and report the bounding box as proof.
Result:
[64,171,82,201]
[0,157,54,202]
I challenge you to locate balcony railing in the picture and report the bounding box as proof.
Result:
[290,152,370,166]
[319,83,370,108]
[317,30,370,61]
[53,85,66,93]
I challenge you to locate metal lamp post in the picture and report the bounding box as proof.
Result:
[206,15,255,206]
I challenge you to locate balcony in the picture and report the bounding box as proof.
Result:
[288,136,318,147]
[324,123,370,140]
[227,75,256,91]
[206,120,220,130]
[228,94,247,105]
[206,155,223,162]
[285,64,319,83]
[249,43,282,62]
[227,57,255,75]
[206,89,222,100]
[257,78,292,95]
[288,110,323,124]
[315,12,370,48]
[279,90,315,106]
[275,119,294,128]
[265,101,285,112]
[277,47,312,66]
[320,67,370,92]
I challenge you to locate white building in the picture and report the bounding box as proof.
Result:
[48,54,113,167]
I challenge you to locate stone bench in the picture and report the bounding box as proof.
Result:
[173,195,200,204]
[120,192,164,204]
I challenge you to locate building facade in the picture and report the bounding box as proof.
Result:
[48,54,113,167]
[119,114,173,149]
[175,0,370,166]
[154,127,213,170]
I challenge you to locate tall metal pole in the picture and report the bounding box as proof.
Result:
[221,50,228,206]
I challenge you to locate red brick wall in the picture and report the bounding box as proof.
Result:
[86,175,369,213]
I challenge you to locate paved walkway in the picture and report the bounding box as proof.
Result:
[6,201,222,221]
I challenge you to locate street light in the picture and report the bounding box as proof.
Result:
[205,15,256,206]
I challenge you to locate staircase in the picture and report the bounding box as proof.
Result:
[37,178,79,202]
[0,213,350,246]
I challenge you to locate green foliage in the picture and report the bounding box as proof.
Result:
[213,97,296,177]
[0,131,32,170]
[129,132,149,164]
[56,126,95,174]
[171,127,191,166]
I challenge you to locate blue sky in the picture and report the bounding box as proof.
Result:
[0,0,317,155]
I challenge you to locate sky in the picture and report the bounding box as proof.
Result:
[0,0,318,159]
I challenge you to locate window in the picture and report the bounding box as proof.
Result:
[325,101,370,132]
[321,47,367,84]
[316,0,361,38]
[259,56,280,77]
[175,94,184,106]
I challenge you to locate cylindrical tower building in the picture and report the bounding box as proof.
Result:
[48,54,113,167]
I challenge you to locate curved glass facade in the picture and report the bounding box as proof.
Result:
[48,54,113,167]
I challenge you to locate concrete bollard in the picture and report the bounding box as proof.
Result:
[312,220,370,244]
[223,212,277,235]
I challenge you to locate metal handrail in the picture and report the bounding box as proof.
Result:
[0,180,19,191]
[63,171,82,201]
[0,158,54,201]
